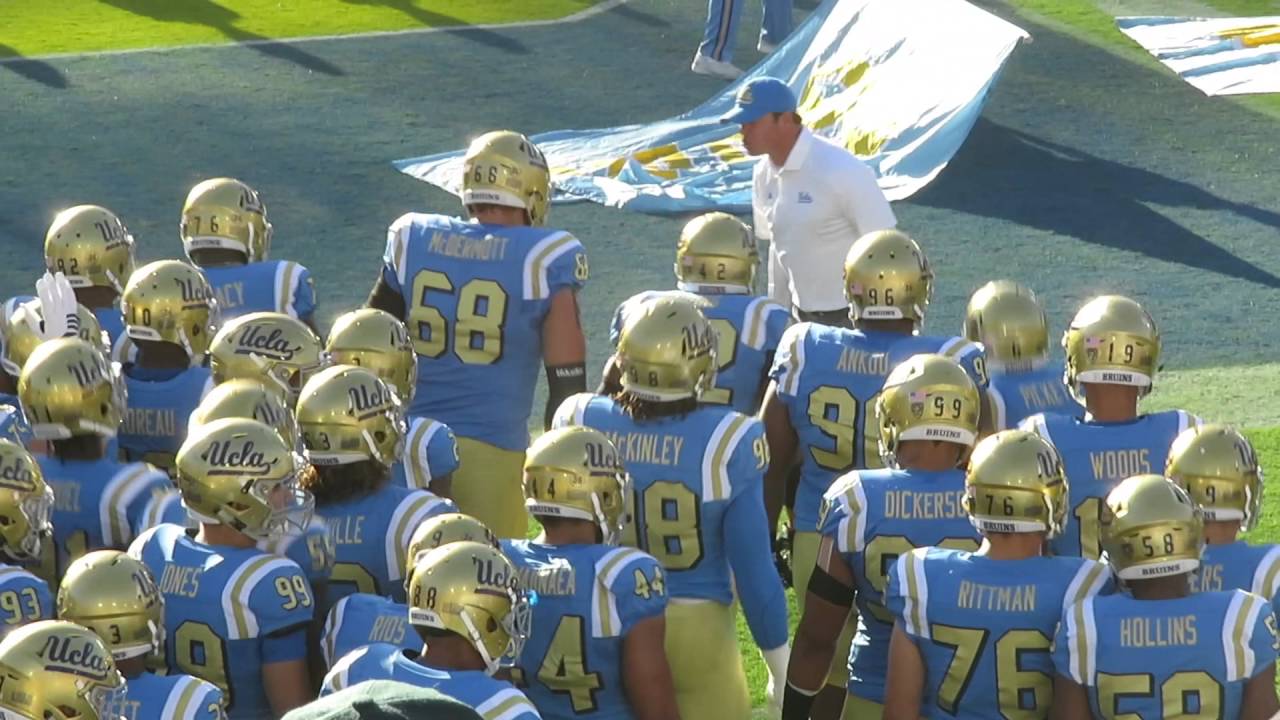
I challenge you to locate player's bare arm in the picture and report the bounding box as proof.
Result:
[760,380,797,536]
[264,657,313,717]
[542,287,587,429]
[883,623,926,720]
[1050,674,1092,720]
[1242,662,1280,720]
[622,614,682,720]
[784,535,856,719]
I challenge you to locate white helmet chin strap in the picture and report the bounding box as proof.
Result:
[461,611,501,676]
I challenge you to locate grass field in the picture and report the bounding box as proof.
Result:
[0,0,599,57]
[4,0,1280,715]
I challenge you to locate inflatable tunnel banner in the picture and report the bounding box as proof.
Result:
[395,0,1030,214]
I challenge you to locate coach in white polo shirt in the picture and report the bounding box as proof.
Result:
[723,76,897,327]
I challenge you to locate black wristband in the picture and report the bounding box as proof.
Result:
[545,363,587,429]
[782,682,818,720]
[807,563,856,608]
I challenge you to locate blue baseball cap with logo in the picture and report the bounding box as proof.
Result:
[720,76,798,124]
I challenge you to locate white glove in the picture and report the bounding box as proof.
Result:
[34,271,79,341]
[762,645,790,719]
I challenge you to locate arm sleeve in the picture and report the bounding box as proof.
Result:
[839,157,896,236]
[1248,593,1279,678]
[118,468,174,547]
[610,553,669,633]
[261,624,308,664]
[762,302,794,353]
[291,266,317,323]
[403,419,460,491]
[949,340,990,390]
[768,324,806,404]
[249,560,317,638]
[191,681,226,720]
[544,235,589,297]
[724,423,789,650]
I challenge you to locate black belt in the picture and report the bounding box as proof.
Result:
[794,308,852,328]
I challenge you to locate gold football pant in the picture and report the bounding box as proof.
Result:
[665,599,751,720]
[793,530,857,689]
[841,694,884,719]
[451,437,528,539]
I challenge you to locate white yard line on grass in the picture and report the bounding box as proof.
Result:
[0,0,630,64]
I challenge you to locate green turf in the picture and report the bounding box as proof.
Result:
[1002,0,1280,117]
[0,0,599,58]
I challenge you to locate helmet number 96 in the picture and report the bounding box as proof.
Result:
[866,288,894,306]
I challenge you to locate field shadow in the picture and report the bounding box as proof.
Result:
[97,0,345,75]
[913,119,1280,288]
[610,3,671,28]
[338,0,530,54]
[0,44,69,88]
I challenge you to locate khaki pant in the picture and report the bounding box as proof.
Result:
[452,437,528,538]
[664,600,750,720]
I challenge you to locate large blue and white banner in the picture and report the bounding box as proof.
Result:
[1118,16,1280,96]
[395,0,1029,214]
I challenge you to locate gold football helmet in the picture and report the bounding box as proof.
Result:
[57,551,164,661]
[44,205,136,293]
[325,309,417,402]
[461,130,551,226]
[1101,474,1204,581]
[875,353,980,467]
[18,338,124,440]
[120,260,219,361]
[403,513,499,594]
[1062,295,1160,403]
[407,541,530,676]
[964,430,1068,537]
[524,426,630,544]
[180,177,273,263]
[673,212,758,292]
[963,280,1049,365]
[1,300,107,377]
[175,417,313,540]
[844,230,933,327]
[295,365,404,468]
[210,312,327,403]
[189,378,300,452]
[1166,424,1262,531]
[0,439,53,562]
[616,295,716,402]
[0,620,127,720]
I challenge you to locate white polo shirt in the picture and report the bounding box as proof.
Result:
[752,127,897,313]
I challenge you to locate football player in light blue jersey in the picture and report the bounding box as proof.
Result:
[43,204,137,349]
[181,178,317,330]
[606,212,790,415]
[963,281,1082,429]
[554,295,787,720]
[130,418,317,720]
[321,513,497,670]
[1052,475,1280,720]
[1020,295,1199,560]
[324,308,459,497]
[296,365,456,612]
[323,541,539,720]
[507,427,679,720]
[784,354,984,720]
[880,430,1111,720]
[1167,425,1280,622]
[0,440,54,637]
[762,231,987,718]
[19,338,171,588]
[58,551,225,720]
[118,260,220,473]
[366,130,588,539]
